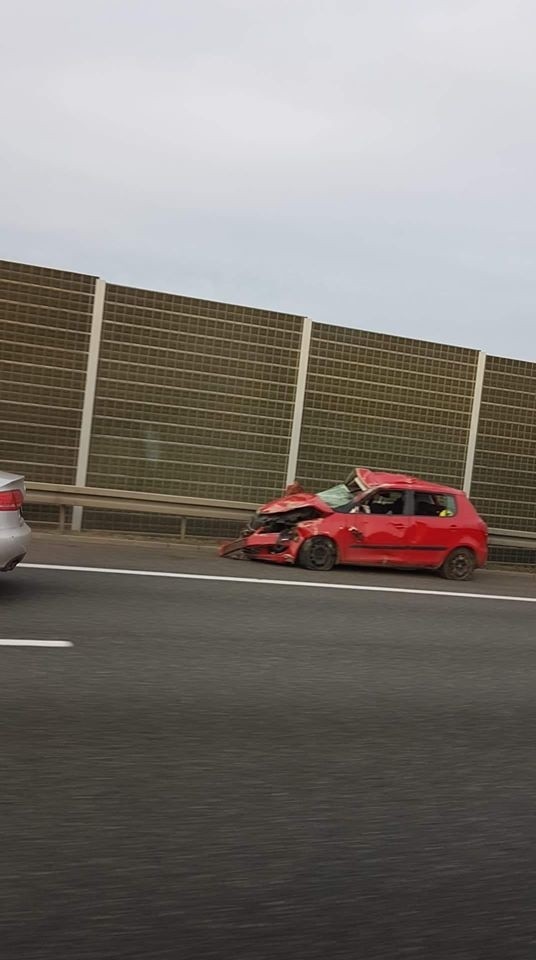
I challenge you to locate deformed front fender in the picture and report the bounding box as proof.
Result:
[295,519,328,538]
[291,520,341,564]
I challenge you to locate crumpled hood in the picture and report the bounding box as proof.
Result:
[258,492,333,516]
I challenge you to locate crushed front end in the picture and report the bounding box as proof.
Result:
[220,503,323,564]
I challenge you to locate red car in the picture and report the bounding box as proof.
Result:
[221,467,488,580]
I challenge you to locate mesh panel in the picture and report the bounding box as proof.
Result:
[487,545,536,570]
[22,504,72,526]
[0,259,94,483]
[86,284,304,520]
[471,356,536,530]
[296,325,477,492]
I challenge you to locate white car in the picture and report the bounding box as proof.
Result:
[0,471,31,572]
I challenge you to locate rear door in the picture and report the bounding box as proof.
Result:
[403,491,461,567]
[336,489,416,566]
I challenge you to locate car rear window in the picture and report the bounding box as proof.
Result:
[435,494,457,516]
[414,493,457,517]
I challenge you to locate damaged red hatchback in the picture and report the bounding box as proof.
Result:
[220,467,488,581]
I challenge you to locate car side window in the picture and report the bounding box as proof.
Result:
[356,489,407,515]
[413,493,457,517]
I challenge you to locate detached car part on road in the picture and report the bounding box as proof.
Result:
[220,467,488,581]
[0,471,31,572]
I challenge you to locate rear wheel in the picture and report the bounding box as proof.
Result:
[440,547,475,581]
[299,536,337,572]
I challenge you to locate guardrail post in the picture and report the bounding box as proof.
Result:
[286,316,312,487]
[463,351,486,496]
[72,278,106,531]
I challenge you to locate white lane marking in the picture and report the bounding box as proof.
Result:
[20,563,536,604]
[0,639,73,648]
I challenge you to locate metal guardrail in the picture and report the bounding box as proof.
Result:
[25,482,255,538]
[487,529,536,550]
[25,482,535,551]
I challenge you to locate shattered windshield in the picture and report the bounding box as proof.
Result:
[316,484,354,508]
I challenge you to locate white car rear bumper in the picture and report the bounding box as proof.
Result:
[0,521,31,571]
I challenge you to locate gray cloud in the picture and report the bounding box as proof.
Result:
[2,0,536,359]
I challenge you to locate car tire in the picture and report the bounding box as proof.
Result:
[440,547,475,581]
[299,536,337,572]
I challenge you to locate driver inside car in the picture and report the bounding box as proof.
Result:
[351,492,404,515]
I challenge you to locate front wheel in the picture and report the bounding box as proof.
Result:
[440,547,475,581]
[298,536,337,572]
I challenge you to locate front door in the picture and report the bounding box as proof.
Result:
[336,489,416,566]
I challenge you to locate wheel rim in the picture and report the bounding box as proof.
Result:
[309,540,333,568]
[449,553,470,578]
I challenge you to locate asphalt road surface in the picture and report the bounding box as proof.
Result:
[2,536,536,959]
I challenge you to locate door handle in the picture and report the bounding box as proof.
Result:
[393,523,405,529]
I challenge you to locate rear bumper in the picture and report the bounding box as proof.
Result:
[0,521,31,571]
[464,538,488,568]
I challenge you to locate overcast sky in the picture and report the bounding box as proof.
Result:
[2,0,536,361]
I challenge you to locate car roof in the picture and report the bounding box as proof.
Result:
[354,467,462,496]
